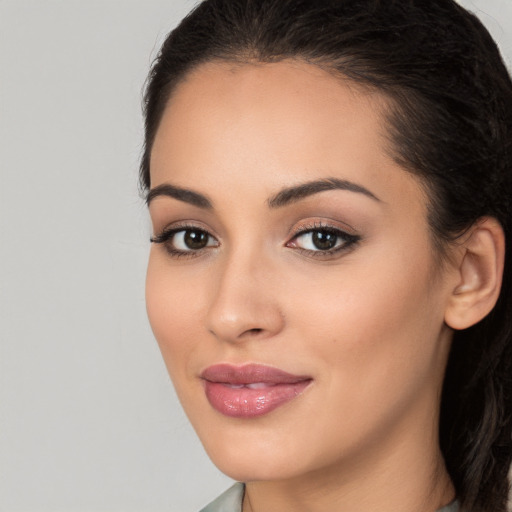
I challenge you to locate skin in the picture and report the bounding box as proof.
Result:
[146,60,461,512]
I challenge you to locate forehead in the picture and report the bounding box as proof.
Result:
[150,59,424,211]
[152,61,383,166]
[158,59,383,125]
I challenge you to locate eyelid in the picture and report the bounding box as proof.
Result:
[289,218,358,238]
[286,220,361,257]
[150,221,220,259]
[151,220,219,242]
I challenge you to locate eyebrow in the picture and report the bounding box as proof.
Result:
[146,183,213,209]
[146,177,380,209]
[267,177,381,208]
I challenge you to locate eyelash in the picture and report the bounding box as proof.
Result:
[150,222,361,260]
[289,222,360,259]
[150,223,218,259]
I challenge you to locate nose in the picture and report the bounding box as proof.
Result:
[205,251,285,343]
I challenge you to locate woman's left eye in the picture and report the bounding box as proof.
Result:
[288,227,360,254]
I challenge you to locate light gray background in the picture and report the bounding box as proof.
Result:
[0,1,511,511]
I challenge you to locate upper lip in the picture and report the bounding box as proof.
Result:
[200,363,311,385]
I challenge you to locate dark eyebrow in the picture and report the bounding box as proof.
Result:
[146,183,213,209]
[147,177,379,210]
[268,177,381,208]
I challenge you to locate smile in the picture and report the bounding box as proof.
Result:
[200,364,312,418]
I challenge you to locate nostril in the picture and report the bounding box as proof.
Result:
[246,328,263,336]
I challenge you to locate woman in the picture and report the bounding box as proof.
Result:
[140,1,512,511]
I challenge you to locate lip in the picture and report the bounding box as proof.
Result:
[200,364,312,418]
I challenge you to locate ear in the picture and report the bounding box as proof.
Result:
[444,217,505,330]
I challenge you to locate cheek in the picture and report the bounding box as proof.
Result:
[145,254,205,379]
[265,251,448,466]
[286,244,445,404]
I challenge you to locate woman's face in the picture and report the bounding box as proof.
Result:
[146,61,456,482]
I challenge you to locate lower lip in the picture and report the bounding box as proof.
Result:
[203,380,311,418]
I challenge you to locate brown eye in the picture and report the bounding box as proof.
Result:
[183,229,210,249]
[170,228,218,251]
[292,229,343,251]
[151,226,219,255]
[310,231,338,250]
[288,226,360,257]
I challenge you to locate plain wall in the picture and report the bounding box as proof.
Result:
[0,1,511,511]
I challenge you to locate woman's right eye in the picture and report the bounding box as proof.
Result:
[151,227,219,256]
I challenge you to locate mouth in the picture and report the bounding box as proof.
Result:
[200,363,312,418]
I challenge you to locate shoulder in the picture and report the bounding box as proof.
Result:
[199,483,245,512]
[438,500,460,512]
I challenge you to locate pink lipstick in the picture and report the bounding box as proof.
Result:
[201,364,312,418]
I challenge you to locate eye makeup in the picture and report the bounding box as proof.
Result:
[151,218,361,261]
[287,221,361,259]
[150,222,219,259]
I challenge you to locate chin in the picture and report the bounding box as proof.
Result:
[207,448,305,483]
[190,413,332,483]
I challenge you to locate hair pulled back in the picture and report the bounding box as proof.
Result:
[140,1,512,510]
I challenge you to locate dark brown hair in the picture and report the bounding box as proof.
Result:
[140,1,512,510]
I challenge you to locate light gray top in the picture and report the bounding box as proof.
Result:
[199,483,460,512]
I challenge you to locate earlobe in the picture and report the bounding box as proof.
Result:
[444,217,505,331]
